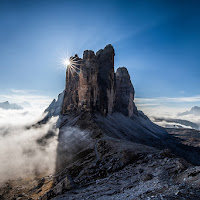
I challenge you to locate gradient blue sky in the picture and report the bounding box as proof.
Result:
[0,0,200,111]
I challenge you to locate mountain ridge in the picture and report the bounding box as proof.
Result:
[0,101,23,110]
[178,106,200,116]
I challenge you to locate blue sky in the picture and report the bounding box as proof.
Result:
[0,0,200,112]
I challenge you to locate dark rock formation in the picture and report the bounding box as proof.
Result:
[62,44,137,116]
[115,67,137,117]
[96,44,115,115]
[44,91,64,118]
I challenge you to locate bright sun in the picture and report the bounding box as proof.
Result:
[63,59,71,66]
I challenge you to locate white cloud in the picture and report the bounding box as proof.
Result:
[0,108,45,127]
[135,95,200,105]
[135,95,200,127]
[165,96,200,103]
[0,89,53,109]
[0,108,59,183]
[136,103,158,107]
[9,89,37,94]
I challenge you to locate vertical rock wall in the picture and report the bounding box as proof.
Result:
[78,50,98,111]
[62,55,81,113]
[62,44,137,117]
[96,44,115,115]
[115,67,137,117]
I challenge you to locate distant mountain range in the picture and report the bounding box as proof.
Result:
[178,106,200,116]
[0,101,23,110]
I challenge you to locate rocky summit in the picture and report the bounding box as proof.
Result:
[62,44,137,117]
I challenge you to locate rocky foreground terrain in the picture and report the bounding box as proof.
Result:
[1,126,200,200]
[1,45,200,200]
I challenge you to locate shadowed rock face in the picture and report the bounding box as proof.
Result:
[96,44,115,115]
[62,44,137,116]
[115,67,136,117]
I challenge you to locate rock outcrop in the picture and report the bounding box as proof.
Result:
[62,44,137,116]
[44,91,64,118]
[115,67,137,117]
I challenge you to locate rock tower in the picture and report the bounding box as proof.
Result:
[62,44,137,117]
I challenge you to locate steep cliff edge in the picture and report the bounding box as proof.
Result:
[62,44,138,116]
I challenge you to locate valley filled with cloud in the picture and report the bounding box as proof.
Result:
[0,103,59,183]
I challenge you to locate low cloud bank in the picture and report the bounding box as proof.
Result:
[153,119,197,129]
[0,108,59,183]
[138,106,200,130]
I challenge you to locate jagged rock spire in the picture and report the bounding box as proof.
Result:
[62,44,137,117]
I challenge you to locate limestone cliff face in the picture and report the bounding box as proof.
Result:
[115,67,136,117]
[96,44,115,115]
[62,44,137,117]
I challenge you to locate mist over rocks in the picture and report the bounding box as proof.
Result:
[0,108,59,182]
[153,117,200,130]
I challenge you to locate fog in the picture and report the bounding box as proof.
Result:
[139,106,200,129]
[0,108,59,183]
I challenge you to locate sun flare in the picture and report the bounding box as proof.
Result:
[60,54,84,77]
[62,58,71,67]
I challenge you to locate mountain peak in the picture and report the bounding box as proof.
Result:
[62,44,137,117]
[0,101,23,110]
[191,106,200,111]
[178,106,200,116]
